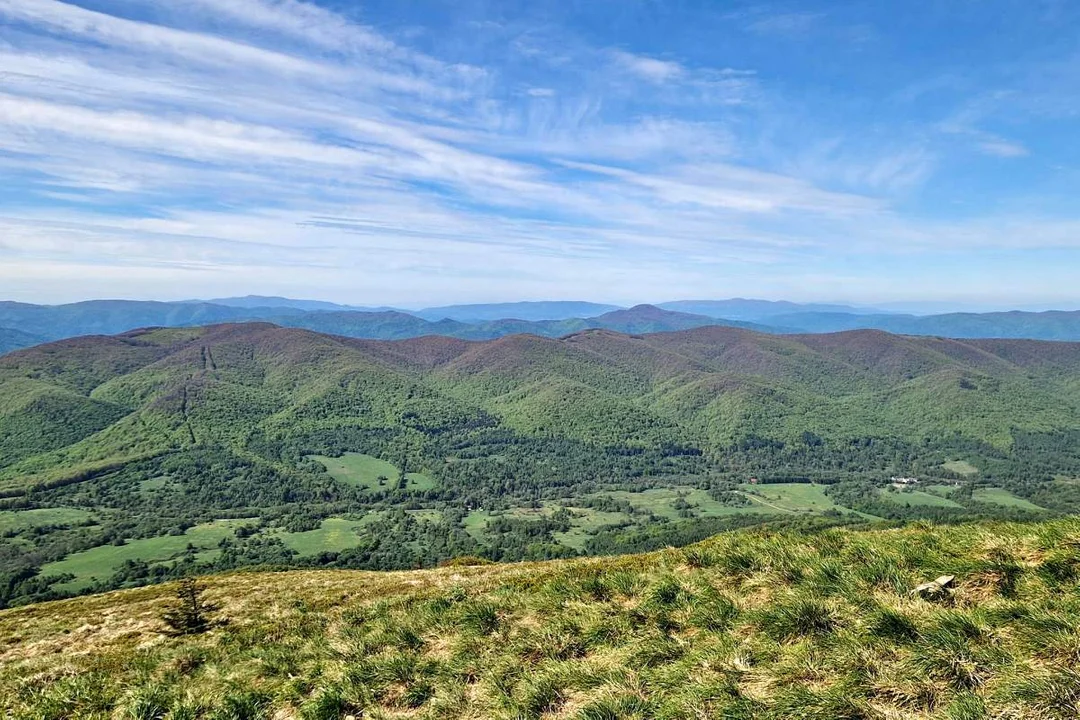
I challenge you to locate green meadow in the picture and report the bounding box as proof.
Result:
[0,507,94,534]
[738,482,841,514]
[41,520,248,591]
[311,453,436,491]
[276,517,377,556]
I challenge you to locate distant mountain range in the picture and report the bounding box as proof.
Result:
[0,328,45,355]
[657,299,884,320]
[272,305,772,341]
[3,297,1080,356]
[414,300,623,322]
[0,301,773,353]
[195,297,625,321]
[198,295,402,313]
[193,297,875,322]
[0,300,305,345]
[765,310,1080,341]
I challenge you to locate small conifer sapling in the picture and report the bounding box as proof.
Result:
[161,578,218,635]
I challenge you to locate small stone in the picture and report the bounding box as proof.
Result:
[912,575,956,600]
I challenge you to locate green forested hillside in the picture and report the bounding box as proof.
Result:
[2,322,1080,606]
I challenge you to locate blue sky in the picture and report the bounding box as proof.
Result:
[1,0,1079,309]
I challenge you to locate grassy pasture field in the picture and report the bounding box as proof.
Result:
[738,482,841,514]
[275,517,377,556]
[880,488,965,508]
[464,504,635,549]
[407,509,444,522]
[591,487,760,520]
[972,487,1049,511]
[942,459,980,476]
[310,453,436,491]
[138,475,171,493]
[922,485,1051,512]
[554,508,633,549]
[458,485,811,550]
[0,507,94,534]
[41,520,249,591]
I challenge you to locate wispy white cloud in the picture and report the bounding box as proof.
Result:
[0,0,1074,306]
[745,12,824,38]
[977,139,1030,158]
[0,0,327,75]
[610,50,685,83]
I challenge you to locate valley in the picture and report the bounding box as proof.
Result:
[2,322,1077,607]
[7,0,1079,715]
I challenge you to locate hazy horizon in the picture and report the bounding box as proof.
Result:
[5,293,1080,317]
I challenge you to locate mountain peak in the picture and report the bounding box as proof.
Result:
[596,304,696,320]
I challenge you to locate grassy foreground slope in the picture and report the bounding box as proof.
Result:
[4,519,1080,720]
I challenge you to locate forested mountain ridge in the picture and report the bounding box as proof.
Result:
[4,322,1080,607]
[4,322,1080,492]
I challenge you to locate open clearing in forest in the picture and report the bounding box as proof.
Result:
[277,516,379,556]
[972,487,1048,511]
[942,459,980,476]
[311,453,436,491]
[41,519,249,591]
[737,483,840,514]
[0,507,94,534]
[879,488,965,508]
